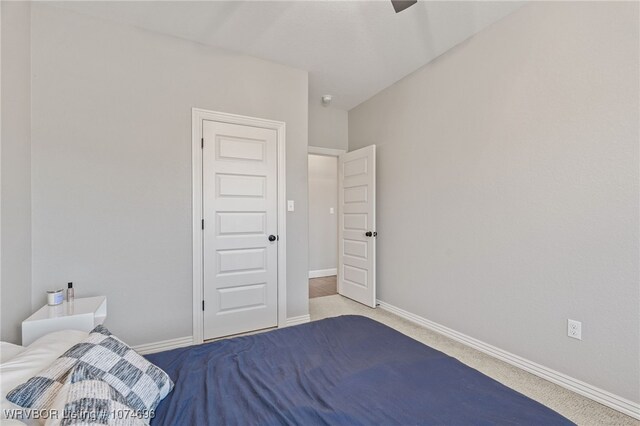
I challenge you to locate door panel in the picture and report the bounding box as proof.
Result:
[338,145,376,307]
[216,213,266,235]
[343,213,368,230]
[217,137,266,162]
[218,284,266,312]
[217,174,266,198]
[344,186,368,203]
[203,120,278,339]
[343,239,367,259]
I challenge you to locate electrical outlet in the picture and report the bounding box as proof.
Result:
[567,319,582,340]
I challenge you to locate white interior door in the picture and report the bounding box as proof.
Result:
[338,145,376,307]
[202,120,278,339]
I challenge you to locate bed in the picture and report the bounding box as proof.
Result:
[146,315,573,425]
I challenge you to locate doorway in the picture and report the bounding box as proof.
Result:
[308,147,344,300]
[308,145,378,307]
[192,109,287,344]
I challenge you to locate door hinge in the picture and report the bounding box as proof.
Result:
[201,219,204,230]
[202,300,205,311]
[201,138,204,149]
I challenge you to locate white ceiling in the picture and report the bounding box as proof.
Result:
[51,1,524,110]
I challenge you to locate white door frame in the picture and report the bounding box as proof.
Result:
[308,146,346,157]
[192,108,287,344]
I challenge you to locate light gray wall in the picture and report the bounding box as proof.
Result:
[1,1,32,344]
[308,102,348,151]
[349,2,639,403]
[308,155,337,273]
[30,4,309,345]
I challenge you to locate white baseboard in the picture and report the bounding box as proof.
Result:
[132,336,194,355]
[285,314,311,327]
[133,317,312,354]
[377,300,640,420]
[309,268,337,279]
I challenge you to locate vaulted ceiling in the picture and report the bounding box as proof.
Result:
[51,1,524,110]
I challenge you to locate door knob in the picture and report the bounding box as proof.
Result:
[365,231,373,237]
[268,235,277,242]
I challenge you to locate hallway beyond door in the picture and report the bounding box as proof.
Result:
[309,276,337,298]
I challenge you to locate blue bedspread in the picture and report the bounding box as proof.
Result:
[146,315,573,425]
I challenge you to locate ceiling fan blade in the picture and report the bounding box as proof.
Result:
[391,0,417,13]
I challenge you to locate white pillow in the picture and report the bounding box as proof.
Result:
[1,330,88,426]
[1,342,26,363]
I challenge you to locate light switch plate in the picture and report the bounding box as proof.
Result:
[287,200,295,212]
[329,207,335,214]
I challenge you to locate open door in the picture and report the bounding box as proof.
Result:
[338,145,376,307]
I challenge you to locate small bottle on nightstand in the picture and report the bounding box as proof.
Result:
[67,282,74,302]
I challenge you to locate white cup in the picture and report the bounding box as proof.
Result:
[47,289,64,306]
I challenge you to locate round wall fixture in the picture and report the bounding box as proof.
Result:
[321,95,333,106]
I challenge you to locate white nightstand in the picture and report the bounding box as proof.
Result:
[22,296,107,346]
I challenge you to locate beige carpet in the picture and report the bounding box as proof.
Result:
[309,294,639,426]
